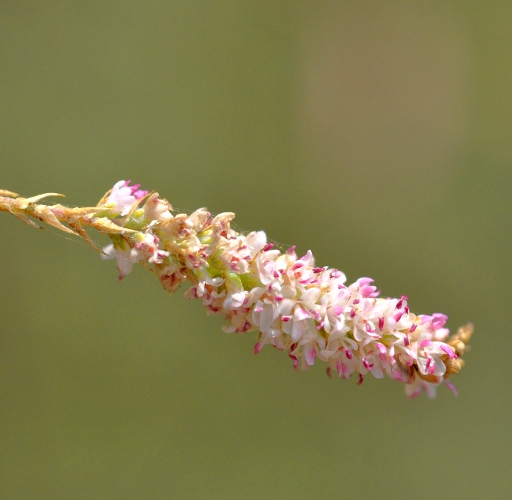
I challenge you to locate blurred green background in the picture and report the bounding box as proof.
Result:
[0,1,511,498]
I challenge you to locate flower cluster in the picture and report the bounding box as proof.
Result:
[98,181,472,399]
[0,181,472,398]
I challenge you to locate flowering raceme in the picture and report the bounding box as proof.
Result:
[0,181,473,398]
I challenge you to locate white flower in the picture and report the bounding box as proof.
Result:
[101,243,135,279]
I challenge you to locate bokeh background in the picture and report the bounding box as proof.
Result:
[1,1,511,498]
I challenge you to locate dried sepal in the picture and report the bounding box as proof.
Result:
[8,210,43,229]
[27,203,79,236]
[444,357,464,376]
[68,219,102,252]
[84,216,137,235]
[24,193,65,204]
[448,323,473,357]
[0,189,19,197]
[96,188,113,206]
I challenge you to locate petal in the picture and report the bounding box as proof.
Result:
[305,345,316,366]
[259,303,274,333]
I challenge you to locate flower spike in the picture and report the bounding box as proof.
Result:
[0,181,473,398]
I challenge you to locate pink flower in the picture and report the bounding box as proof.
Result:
[105,180,148,216]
